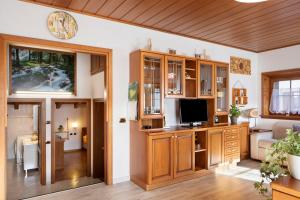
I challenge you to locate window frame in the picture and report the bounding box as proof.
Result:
[261,68,300,120]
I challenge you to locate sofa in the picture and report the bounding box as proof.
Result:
[250,121,298,161]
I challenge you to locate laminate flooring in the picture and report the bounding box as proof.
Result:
[7,150,102,200]
[28,160,266,200]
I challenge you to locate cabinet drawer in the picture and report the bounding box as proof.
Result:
[224,133,239,141]
[225,146,239,156]
[225,140,239,148]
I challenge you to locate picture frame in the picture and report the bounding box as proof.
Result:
[9,45,77,95]
[230,56,251,75]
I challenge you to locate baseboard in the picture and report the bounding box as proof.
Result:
[113,176,130,184]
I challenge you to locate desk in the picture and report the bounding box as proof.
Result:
[272,176,300,200]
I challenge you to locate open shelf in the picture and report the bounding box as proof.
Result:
[185,59,197,98]
[194,131,208,171]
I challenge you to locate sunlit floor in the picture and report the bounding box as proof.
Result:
[27,159,266,200]
[7,150,102,200]
[216,159,262,182]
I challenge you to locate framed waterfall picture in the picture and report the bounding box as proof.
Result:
[9,45,76,95]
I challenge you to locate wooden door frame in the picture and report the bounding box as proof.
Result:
[51,98,91,183]
[7,98,46,185]
[0,34,113,200]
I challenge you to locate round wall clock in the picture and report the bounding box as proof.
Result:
[47,11,78,40]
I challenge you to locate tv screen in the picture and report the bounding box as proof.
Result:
[180,99,208,124]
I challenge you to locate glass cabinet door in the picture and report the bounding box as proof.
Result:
[143,54,163,116]
[165,57,185,97]
[216,64,229,113]
[199,62,214,97]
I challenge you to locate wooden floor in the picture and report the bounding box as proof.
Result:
[56,149,87,181]
[29,160,265,200]
[7,150,101,200]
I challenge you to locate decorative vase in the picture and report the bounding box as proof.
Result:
[230,116,238,125]
[287,154,300,180]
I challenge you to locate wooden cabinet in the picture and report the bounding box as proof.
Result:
[208,128,223,167]
[272,176,300,200]
[148,132,195,184]
[215,63,229,115]
[198,61,214,98]
[240,122,250,160]
[165,56,185,98]
[185,59,198,98]
[141,52,164,118]
[174,132,195,178]
[148,134,174,184]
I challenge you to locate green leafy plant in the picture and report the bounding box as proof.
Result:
[229,104,241,117]
[254,129,300,199]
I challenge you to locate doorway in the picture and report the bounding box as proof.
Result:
[6,98,46,200]
[93,99,105,180]
[0,34,113,200]
[51,99,91,184]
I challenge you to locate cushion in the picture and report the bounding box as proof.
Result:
[258,139,277,149]
[272,121,295,139]
[293,124,300,133]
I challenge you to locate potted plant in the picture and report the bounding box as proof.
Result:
[254,129,300,199]
[229,104,240,125]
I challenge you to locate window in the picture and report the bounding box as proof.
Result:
[261,69,300,120]
[269,80,300,115]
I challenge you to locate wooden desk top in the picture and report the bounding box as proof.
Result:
[272,176,300,198]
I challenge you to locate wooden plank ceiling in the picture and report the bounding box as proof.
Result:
[26,0,300,52]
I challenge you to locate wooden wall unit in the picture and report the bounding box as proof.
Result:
[131,125,245,191]
[130,50,230,128]
[130,49,247,191]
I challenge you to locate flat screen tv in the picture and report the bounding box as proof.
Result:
[179,99,208,126]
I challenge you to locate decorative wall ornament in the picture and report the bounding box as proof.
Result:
[230,56,251,75]
[47,11,78,40]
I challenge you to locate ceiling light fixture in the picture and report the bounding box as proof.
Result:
[235,0,267,3]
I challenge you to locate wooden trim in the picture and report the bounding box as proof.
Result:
[0,35,7,200]
[0,34,113,200]
[51,98,92,182]
[7,98,47,185]
[261,115,300,121]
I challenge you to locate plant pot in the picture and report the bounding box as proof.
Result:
[230,116,238,125]
[287,154,300,180]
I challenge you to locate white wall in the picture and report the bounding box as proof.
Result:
[53,104,87,151]
[0,0,259,183]
[91,72,105,99]
[256,45,300,129]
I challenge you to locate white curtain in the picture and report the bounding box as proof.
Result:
[270,81,300,114]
